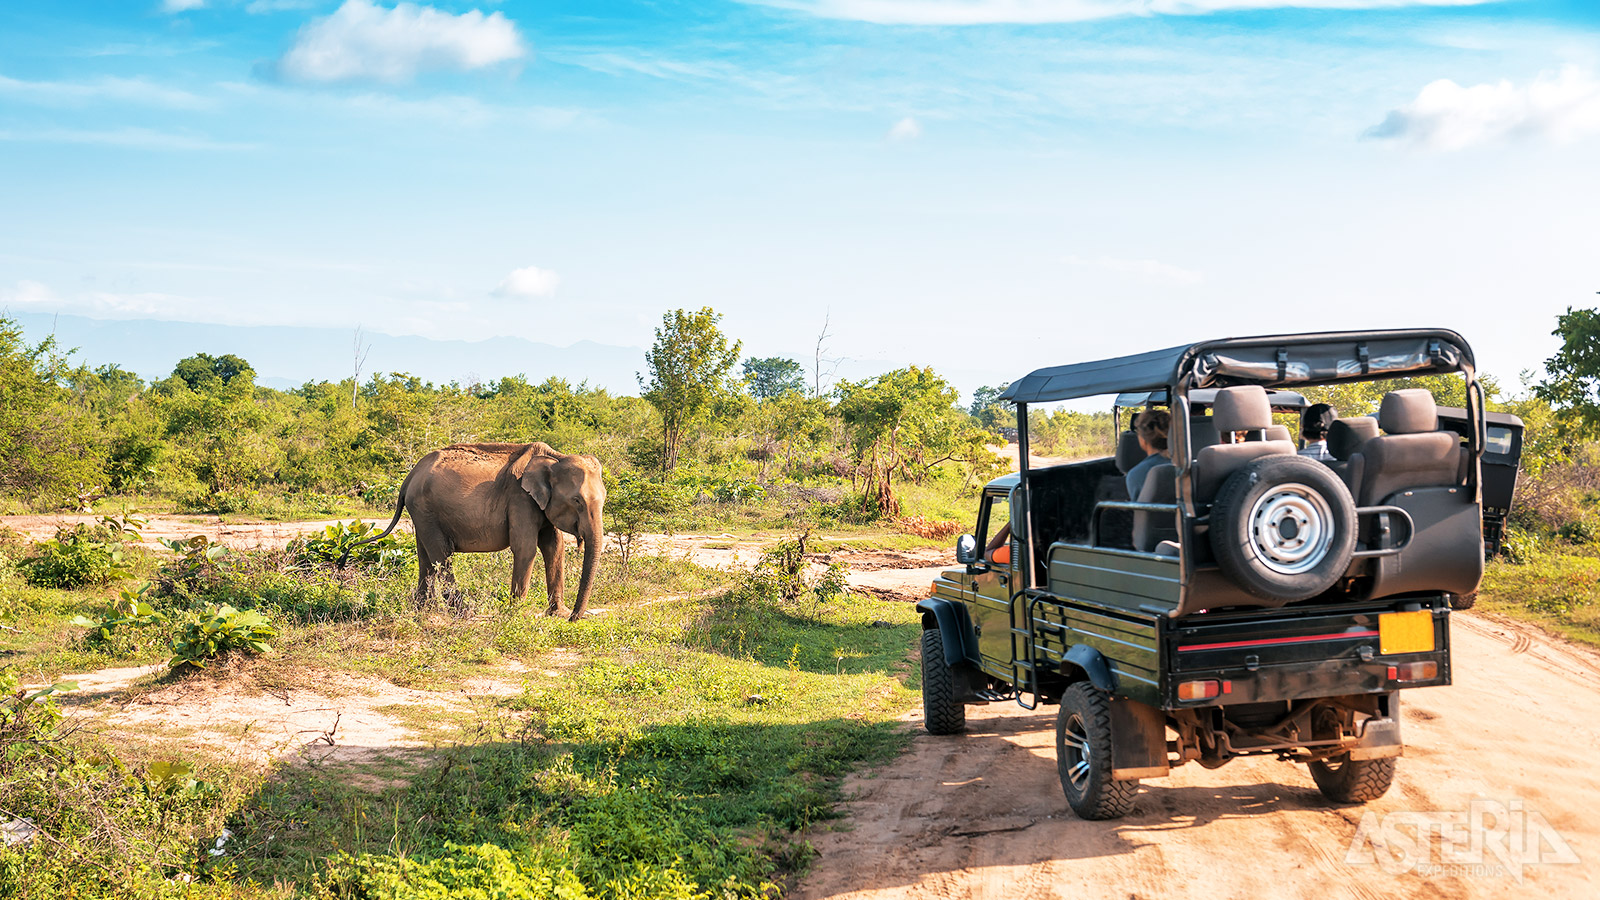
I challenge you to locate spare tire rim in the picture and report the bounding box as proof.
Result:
[1247,484,1335,575]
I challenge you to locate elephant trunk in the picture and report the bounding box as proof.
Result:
[569,509,604,621]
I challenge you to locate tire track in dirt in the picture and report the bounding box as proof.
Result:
[796,612,1600,900]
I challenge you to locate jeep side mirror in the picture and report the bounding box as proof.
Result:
[955,534,978,565]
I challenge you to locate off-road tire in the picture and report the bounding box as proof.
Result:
[1210,454,1357,602]
[1309,754,1396,803]
[921,628,966,735]
[1450,591,1477,611]
[1056,682,1138,820]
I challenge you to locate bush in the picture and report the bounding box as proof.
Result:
[289,519,414,570]
[168,604,277,670]
[15,518,140,589]
[70,583,167,650]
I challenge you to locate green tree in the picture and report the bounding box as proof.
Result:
[835,366,966,517]
[742,356,805,401]
[969,383,1015,432]
[639,307,743,473]
[1535,307,1600,437]
[171,353,254,392]
[0,318,102,501]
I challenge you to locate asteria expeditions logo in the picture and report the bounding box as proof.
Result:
[1345,798,1580,883]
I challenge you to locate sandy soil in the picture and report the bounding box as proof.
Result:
[796,612,1600,900]
[53,660,531,788]
[0,513,412,551]
[0,515,950,604]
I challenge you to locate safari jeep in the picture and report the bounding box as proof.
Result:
[919,329,1505,820]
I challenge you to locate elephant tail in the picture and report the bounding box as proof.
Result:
[339,477,409,569]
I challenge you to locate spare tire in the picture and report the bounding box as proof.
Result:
[1210,454,1357,601]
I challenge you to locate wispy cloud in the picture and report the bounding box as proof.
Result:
[493,266,561,298]
[742,0,1494,25]
[887,116,922,140]
[0,127,256,151]
[1,280,209,320]
[160,0,208,12]
[274,0,527,84]
[1365,66,1600,150]
[0,74,211,109]
[1065,254,1203,285]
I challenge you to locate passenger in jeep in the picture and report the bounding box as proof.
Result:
[1298,403,1337,461]
[984,523,1012,565]
[1124,408,1172,500]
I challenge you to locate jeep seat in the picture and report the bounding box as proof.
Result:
[1133,464,1178,552]
[1115,429,1147,474]
[1188,415,1219,457]
[1193,386,1297,503]
[1352,390,1461,506]
[1326,416,1378,494]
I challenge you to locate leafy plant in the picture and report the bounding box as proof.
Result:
[606,473,687,570]
[169,604,277,670]
[16,518,139,589]
[159,534,229,586]
[291,519,414,569]
[70,583,167,647]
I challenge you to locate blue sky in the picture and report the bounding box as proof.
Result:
[2,0,1597,397]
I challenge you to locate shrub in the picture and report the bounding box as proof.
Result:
[896,515,961,540]
[290,519,414,570]
[70,583,166,649]
[168,604,277,670]
[157,534,229,591]
[15,517,140,589]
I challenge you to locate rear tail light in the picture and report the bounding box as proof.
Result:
[1177,679,1221,701]
[1387,661,1439,682]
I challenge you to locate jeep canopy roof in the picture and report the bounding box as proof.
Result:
[999,329,1474,405]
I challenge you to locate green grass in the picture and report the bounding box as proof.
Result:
[1479,544,1600,647]
[1,530,926,900]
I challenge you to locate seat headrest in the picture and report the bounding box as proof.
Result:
[1212,385,1273,433]
[1265,424,1292,442]
[1115,429,1147,475]
[1328,417,1378,460]
[1379,389,1438,435]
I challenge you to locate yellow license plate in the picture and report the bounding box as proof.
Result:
[1380,610,1435,655]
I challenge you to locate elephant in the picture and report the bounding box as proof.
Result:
[348,442,607,620]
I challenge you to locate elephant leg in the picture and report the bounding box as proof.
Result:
[413,519,453,608]
[539,525,565,617]
[510,546,537,602]
[414,539,433,605]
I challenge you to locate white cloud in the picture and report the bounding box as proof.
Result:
[0,280,203,319]
[161,0,207,11]
[1065,254,1203,285]
[742,0,1492,25]
[0,127,255,151]
[1365,66,1600,151]
[0,74,210,109]
[276,0,527,84]
[887,116,922,140]
[493,266,560,298]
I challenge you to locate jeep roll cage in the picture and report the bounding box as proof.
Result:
[996,329,1485,613]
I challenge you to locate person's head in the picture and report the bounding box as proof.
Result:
[1136,408,1171,455]
[1302,403,1337,441]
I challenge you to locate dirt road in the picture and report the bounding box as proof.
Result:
[18,512,1593,895]
[797,612,1600,900]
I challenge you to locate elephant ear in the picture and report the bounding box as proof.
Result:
[515,452,555,510]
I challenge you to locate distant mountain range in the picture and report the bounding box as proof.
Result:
[8,312,648,393]
[7,311,1013,404]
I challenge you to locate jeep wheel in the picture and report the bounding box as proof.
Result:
[921,628,965,735]
[1210,454,1357,602]
[1450,591,1477,611]
[1309,754,1396,803]
[1056,682,1138,820]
